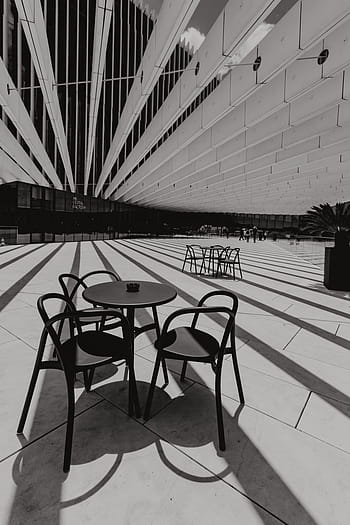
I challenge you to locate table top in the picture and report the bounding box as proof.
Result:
[83,280,177,309]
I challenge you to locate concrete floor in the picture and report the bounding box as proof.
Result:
[0,237,350,525]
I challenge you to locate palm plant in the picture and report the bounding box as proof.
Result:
[304,202,350,249]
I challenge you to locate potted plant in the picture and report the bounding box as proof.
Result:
[303,202,350,290]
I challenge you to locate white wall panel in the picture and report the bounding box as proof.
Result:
[323,18,350,77]
[300,0,350,48]
[245,151,276,173]
[320,122,350,147]
[220,150,247,173]
[216,133,246,161]
[188,129,212,161]
[212,104,246,146]
[229,50,257,105]
[285,43,323,101]
[246,133,283,161]
[195,150,217,171]
[202,73,231,128]
[223,0,279,55]
[179,58,198,108]
[290,72,343,124]
[338,100,350,124]
[161,82,181,127]
[177,108,202,147]
[283,107,338,147]
[246,71,285,125]
[257,2,301,82]
[277,137,319,161]
[246,105,289,145]
[196,13,224,86]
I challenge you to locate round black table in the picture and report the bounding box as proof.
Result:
[83,280,177,398]
[83,281,177,333]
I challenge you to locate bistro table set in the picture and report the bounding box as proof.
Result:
[16,261,245,473]
[181,244,243,279]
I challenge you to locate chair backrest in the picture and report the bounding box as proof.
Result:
[220,247,240,261]
[59,270,121,306]
[193,290,238,354]
[37,292,131,372]
[186,244,203,258]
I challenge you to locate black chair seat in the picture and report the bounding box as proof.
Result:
[60,331,129,368]
[156,327,219,361]
[78,307,117,325]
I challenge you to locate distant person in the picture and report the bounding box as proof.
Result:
[245,229,250,242]
[252,226,257,243]
[258,230,263,241]
[263,230,268,240]
[239,228,245,240]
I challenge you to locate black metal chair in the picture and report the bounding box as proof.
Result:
[144,290,244,451]
[216,247,243,279]
[59,270,123,330]
[17,293,140,473]
[181,245,206,275]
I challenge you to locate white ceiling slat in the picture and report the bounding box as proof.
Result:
[15,0,75,191]
[0,58,62,189]
[113,8,350,204]
[0,147,34,185]
[0,118,49,186]
[94,0,201,196]
[84,0,114,194]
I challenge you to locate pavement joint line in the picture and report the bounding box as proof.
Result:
[284,348,350,374]
[294,391,312,429]
[282,327,302,351]
[0,398,104,465]
[295,424,350,457]
[93,386,289,524]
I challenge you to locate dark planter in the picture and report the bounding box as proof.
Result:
[324,247,350,290]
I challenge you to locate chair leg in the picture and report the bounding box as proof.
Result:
[230,337,244,404]
[214,361,225,451]
[83,368,95,392]
[144,352,162,420]
[17,340,46,434]
[180,361,187,382]
[63,373,76,473]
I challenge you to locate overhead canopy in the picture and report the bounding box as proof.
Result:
[1,0,349,214]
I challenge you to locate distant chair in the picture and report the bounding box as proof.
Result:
[17,293,139,472]
[216,247,243,279]
[181,245,206,275]
[144,290,244,451]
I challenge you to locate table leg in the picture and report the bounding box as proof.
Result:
[126,307,141,417]
[152,306,169,386]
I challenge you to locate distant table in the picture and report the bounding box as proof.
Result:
[199,245,230,276]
